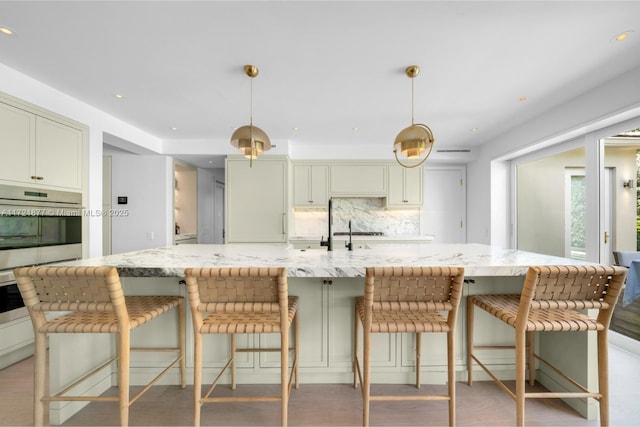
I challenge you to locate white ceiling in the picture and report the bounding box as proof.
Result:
[1,1,639,169]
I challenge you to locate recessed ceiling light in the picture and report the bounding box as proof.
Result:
[352,127,359,132]
[114,93,125,99]
[292,127,299,131]
[471,128,479,133]
[171,127,178,131]
[208,160,213,164]
[0,26,15,36]
[612,30,634,42]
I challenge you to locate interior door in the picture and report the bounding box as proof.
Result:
[214,180,225,244]
[422,166,466,243]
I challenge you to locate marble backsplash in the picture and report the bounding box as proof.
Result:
[292,197,420,237]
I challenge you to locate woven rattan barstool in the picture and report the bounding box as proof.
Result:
[14,266,186,427]
[467,265,627,427]
[353,266,465,427]
[184,267,299,427]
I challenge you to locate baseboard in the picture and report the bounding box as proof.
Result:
[610,331,640,356]
[0,343,33,370]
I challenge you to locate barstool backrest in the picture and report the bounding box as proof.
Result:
[517,265,627,329]
[184,267,287,314]
[364,266,464,325]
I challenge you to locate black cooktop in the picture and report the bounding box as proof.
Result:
[333,231,384,236]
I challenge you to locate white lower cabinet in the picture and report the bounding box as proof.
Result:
[0,316,34,370]
[111,276,517,387]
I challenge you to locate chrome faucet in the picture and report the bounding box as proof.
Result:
[320,198,333,251]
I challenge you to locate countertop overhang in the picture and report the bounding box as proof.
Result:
[56,243,594,278]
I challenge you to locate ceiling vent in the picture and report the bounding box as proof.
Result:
[436,149,471,153]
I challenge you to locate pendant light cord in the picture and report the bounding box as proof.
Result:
[249,76,254,127]
[249,74,254,167]
[411,75,415,126]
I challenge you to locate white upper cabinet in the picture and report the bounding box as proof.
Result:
[0,102,34,185]
[34,116,83,190]
[0,99,83,191]
[329,163,387,196]
[293,164,328,207]
[387,164,423,207]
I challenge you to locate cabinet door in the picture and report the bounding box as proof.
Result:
[330,164,386,196]
[35,116,83,189]
[226,159,287,242]
[293,165,312,206]
[262,278,329,368]
[387,165,406,206]
[309,165,329,207]
[293,164,328,207]
[387,165,423,207]
[0,102,34,184]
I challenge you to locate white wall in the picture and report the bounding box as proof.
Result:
[110,154,173,253]
[468,65,640,247]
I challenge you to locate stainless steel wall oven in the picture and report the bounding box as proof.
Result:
[0,184,83,323]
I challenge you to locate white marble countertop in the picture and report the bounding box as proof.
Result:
[57,243,594,278]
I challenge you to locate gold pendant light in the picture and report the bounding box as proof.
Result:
[230,65,271,167]
[393,65,435,168]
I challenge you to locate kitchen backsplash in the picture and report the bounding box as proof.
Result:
[292,197,420,237]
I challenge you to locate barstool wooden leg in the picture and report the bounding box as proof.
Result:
[178,299,187,388]
[33,330,47,427]
[597,329,610,427]
[515,327,526,427]
[448,329,456,427]
[294,311,300,389]
[281,322,289,426]
[231,334,237,391]
[193,331,203,427]
[416,333,422,389]
[466,297,475,386]
[353,300,359,389]
[363,326,371,427]
[118,329,131,427]
[527,331,535,386]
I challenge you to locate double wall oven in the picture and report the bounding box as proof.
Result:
[0,184,82,323]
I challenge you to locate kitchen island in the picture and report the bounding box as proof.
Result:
[47,243,599,423]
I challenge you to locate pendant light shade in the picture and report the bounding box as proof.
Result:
[230,65,271,166]
[230,125,271,160]
[393,65,435,168]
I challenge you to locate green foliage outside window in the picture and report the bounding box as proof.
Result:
[571,175,586,254]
